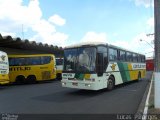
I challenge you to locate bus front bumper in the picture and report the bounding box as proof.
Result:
[61,80,100,90]
[0,80,10,85]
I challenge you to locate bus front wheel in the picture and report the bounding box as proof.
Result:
[107,76,115,91]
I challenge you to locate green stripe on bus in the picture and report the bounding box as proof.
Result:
[117,62,130,82]
[75,73,84,80]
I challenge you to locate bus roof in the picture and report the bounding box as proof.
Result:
[108,44,144,55]
[64,42,144,56]
[65,42,107,49]
[8,54,55,58]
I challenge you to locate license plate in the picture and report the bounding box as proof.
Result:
[72,82,78,86]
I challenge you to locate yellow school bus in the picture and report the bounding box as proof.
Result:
[0,51,9,85]
[8,54,56,83]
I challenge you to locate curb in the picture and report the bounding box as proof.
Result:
[142,74,153,120]
[136,72,153,116]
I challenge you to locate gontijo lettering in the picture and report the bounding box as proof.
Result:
[10,67,31,71]
[132,64,146,69]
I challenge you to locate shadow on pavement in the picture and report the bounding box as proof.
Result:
[32,80,142,103]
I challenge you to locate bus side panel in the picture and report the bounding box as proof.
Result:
[141,69,146,78]
[9,65,56,82]
[117,62,131,82]
[113,72,123,85]
[0,51,9,84]
[128,63,146,80]
[9,68,16,82]
[129,71,139,80]
[106,62,124,85]
[117,62,146,82]
[9,66,31,82]
[128,63,139,81]
[8,55,56,83]
[128,69,146,81]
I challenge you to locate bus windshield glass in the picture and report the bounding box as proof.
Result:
[56,58,63,65]
[9,56,51,66]
[64,47,96,72]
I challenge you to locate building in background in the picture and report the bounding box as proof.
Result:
[0,33,63,57]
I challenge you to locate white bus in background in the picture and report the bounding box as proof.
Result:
[0,51,9,85]
[61,42,146,90]
[56,58,64,80]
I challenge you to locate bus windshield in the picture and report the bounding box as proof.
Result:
[56,58,63,65]
[64,47,96,72]
[9,56,51,66]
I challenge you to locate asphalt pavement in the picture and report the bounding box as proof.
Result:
[0,72,151,115]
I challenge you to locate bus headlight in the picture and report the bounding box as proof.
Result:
[62,82,66,86]
[85,84,91,87]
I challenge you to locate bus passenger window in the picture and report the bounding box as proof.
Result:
[14,58,25,66]
[119,50,126,61]
[41,56,51,64]
[133,54,138,62]
[9,58,15,66]
[141,56,145,62]
[109,48,117,61]
[138,55,141,62]
[126,52,132,62]
[30,57,41,65]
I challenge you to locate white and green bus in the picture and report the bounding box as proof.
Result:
[61,42,146,90]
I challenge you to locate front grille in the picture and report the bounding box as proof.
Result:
[68,78,76,80]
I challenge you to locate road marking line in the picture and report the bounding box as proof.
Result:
[142,74,153,120]
[119,89,137,92]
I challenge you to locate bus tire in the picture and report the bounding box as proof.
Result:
[107,76,115,91]
[15,75,25,84]
[27,75,37,83]
[138,72,141,81]
[56,73,62,80]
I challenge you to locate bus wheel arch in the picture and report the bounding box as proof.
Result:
[138,71,141,81]
[15,75,25,84]
[107,75,115,91]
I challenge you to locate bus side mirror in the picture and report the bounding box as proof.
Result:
[96,53,104,76]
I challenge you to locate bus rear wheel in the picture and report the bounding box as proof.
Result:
[27,75,37,83]
[107,76,115,91]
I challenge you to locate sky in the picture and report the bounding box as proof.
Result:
[0,0,154,57]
